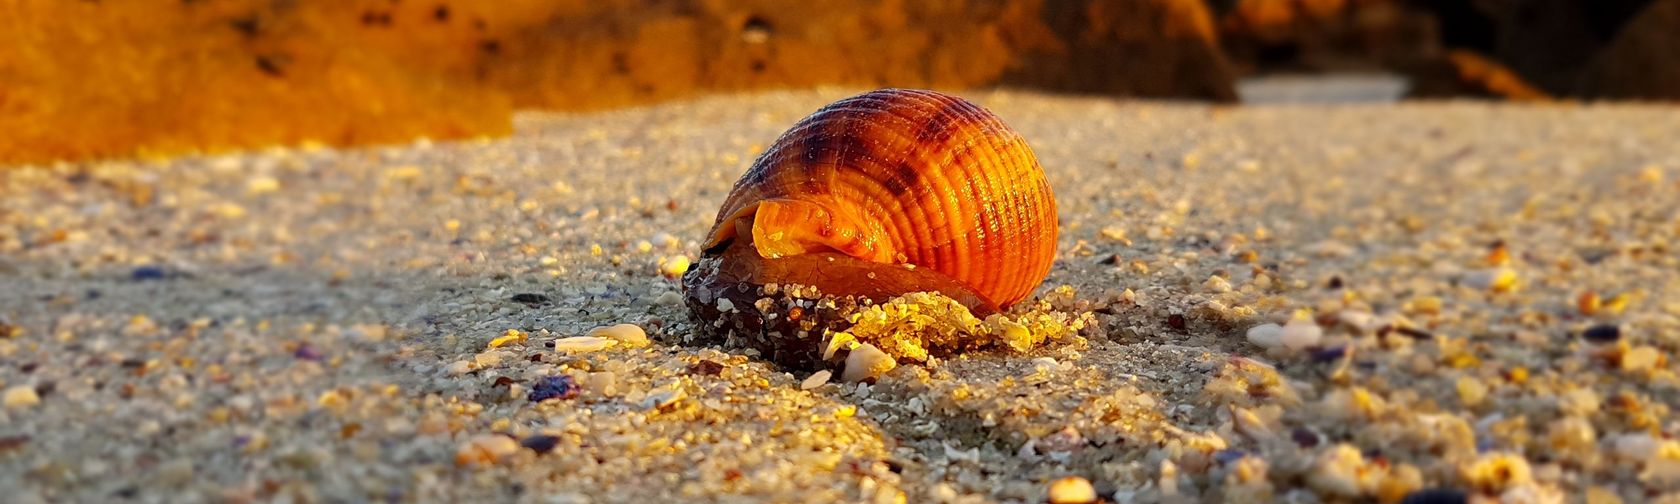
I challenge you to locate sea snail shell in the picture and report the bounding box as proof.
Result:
[682,88,1058,368]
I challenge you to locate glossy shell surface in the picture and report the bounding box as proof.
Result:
[702,88,1058,308]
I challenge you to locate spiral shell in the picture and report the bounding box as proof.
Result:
[682,88,1058,369]
[703,88,1058,307]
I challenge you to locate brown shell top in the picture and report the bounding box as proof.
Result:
[702,88,1057,308]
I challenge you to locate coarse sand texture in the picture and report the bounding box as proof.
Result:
[2,90,1678,502]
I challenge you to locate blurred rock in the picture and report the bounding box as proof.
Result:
[1000,0,1238,101]
[0,0,1240,165]
[1484,0,1653,94]
[0,0,513,166]
[1415,0,1656,96]
[485,0,1239,108]
[1401,50,1552,101]
[1580,0,1680,100]
[4,0,1676,166]
[1216,0,1441,74]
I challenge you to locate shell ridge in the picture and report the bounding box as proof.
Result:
[700,88,1057,308]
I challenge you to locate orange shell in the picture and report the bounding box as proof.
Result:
[703,89,1058,308]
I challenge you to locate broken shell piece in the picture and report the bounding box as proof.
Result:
[455,435,519,466]
[842,343,897,382]
[588,323,650,348]
[801,370,833,390]
[552,336,617,353]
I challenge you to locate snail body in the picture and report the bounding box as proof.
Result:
[683,89,1058,369]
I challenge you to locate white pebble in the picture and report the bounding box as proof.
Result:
[652,232,679,248]
[588,371,619,395]
[1281,319,1323,350]
[842,343,897,382]
[445,360,474,376]
[3,385,40,409]
[641,387,685,410]
[1613,433,1660,461]
[654,291,684,306]
[1337,310,1374,332]
[1463,268,1517,291]
[552,336,617,353]
[588,324,649,348]
[473,351,504,368]
[1307,240,1354,258]
[1246,323,1283,349]
[800,370,833,390]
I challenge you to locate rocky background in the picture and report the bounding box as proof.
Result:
[2,0,1677,165]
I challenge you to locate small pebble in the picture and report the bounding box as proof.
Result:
[687,359,726,376]
[1246,323,1283,349]
[445,360,473,376]
[1581,324,1620,344]
[1559,388,1600,415]
[551,336,617,353]
[527,375,579,402]
[1203,275,1232,293]
[1310,346,1348,363]
[1281,319,1323,351]
[292,343,324,361]
[1461,453,1532,492]
[586,371,618,395]
[1620,346,1660,373]
[455,435,519,466]
[155,458,194,485]
[801,370,832,390]
[487,329,527,349]
[1308,444,1372,497]
[587,324,649,348]
[1456,376,1487,406]
[641,387,685,410]
[509,293,549,306]
[3,385,41,409]
[1612,433,1658,461]
[520,435,561,454]
[1337,310,1374,332]
[659,255,691,279]
[654,291,684,306]
[1583,487,1623,504]
[1400,488,1468,504]
[131,266,168,281]
[1462,268,1517,291]
[841,343,896,383]
[1047,476,1097,504]
[1291,428,1322,448]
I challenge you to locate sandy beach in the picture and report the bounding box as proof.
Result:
[2,89,1677,503]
